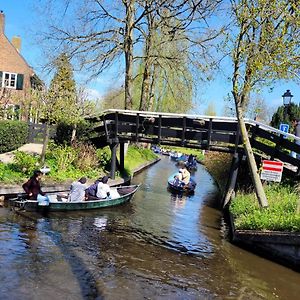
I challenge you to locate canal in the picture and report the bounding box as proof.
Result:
[0,156,300,299]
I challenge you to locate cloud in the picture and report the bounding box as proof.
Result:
[85,88,103,100]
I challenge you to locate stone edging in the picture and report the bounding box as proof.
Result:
[227,211,300,270]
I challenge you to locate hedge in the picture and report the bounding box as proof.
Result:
[0,120,29,153]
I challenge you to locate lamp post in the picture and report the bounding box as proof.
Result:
[282,89,293,121]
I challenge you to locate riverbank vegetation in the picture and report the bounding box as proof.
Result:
[0,143,157,184]
[230,184,300,232]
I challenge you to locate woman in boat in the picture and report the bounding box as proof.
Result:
[68,177,88,202]
[22,170,50,205]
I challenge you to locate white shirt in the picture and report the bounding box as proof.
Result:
[96,182,110,199]
[69,181,87,202]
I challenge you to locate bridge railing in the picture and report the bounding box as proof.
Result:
[89,109,300,174]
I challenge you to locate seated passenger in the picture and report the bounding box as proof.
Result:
[179,165,190,186]
[22,170,50,206]
[68,177,87,202]
[96,176,111,199]
[85,178,102,200]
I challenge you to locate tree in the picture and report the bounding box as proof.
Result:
[204,102,217,116]
[40,53,79,163]
[271,103,300,129]
[246,96,272,124]
[35,0,223,112]
[229,0,300,207]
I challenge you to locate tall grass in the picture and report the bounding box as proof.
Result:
[230,184,300,232]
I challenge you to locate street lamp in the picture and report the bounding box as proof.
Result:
[282,89,293,120]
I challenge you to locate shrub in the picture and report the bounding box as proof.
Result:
[0,121,29,153]
[96,146,111,170]
[55,120,94,145]
[73,142,99,171]
[13,151,40,176]
[50,145,77,171]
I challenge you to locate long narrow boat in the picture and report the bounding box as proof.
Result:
[10,185,140,212]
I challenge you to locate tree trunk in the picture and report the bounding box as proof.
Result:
[236,105,268,207]
[139,13,154,111]
[124,0,134,110]
[40,122,50,165]
[71,124,77,144]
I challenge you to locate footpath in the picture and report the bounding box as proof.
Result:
[0,143,43,163]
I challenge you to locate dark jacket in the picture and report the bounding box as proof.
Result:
[86,180,100,197]
[22,177,45,200]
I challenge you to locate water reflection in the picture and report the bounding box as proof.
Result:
[1,157,300,299]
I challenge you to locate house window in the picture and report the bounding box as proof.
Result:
[2,72,17,89]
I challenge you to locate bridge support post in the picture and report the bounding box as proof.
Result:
[119,142,125,172]
[110,143,118,180]
[222,153,241,208]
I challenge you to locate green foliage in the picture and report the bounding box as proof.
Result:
[55,120,95,145]
[13,151,40,176]
[42,53,80,126]
[47,145,77,171]
[124,145,157,174]
[0,162,25,183]
[73,143,98,171]
[270,103,300,130]
[0,121,29,153]
[230,184,300,232]
[96,146,111,170]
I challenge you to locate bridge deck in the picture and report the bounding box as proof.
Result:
[88,109,300,176]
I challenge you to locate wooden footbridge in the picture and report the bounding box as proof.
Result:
[89,109,300,182]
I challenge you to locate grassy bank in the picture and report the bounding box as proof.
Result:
[201,151,232,193]
[0,144,158,185]
[124,145,158,175]
[230,184,300,232]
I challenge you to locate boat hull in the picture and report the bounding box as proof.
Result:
[167,174,196,194]
[10,185,140,212]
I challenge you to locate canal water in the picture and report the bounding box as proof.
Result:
[1,156,300,300]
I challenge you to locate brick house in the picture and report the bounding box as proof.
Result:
[0,10,38,119]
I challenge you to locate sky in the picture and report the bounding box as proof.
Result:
[1,0,299,118]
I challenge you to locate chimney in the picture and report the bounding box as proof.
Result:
[0,10,4,33]
[12,36,21,52]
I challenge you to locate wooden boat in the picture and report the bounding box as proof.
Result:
[10,185,140,212]
[167,173,196,194]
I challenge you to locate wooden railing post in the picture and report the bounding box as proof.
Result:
[182,116,186,146]
[119,142,125,172]
[110,143,118,180]
[135,113,139,142]
[158,115,162,144]
[208,118,213,149]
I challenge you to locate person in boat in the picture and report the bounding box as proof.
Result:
[96,176,111,199]
[22,170,50,205]
[188,154,194,164]
[178,164,191,186]
[86,176,111,200]
[68,177,87,202]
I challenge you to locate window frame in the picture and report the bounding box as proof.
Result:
[2,72,18,89]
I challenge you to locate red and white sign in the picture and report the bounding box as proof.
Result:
[260,160,283,182]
